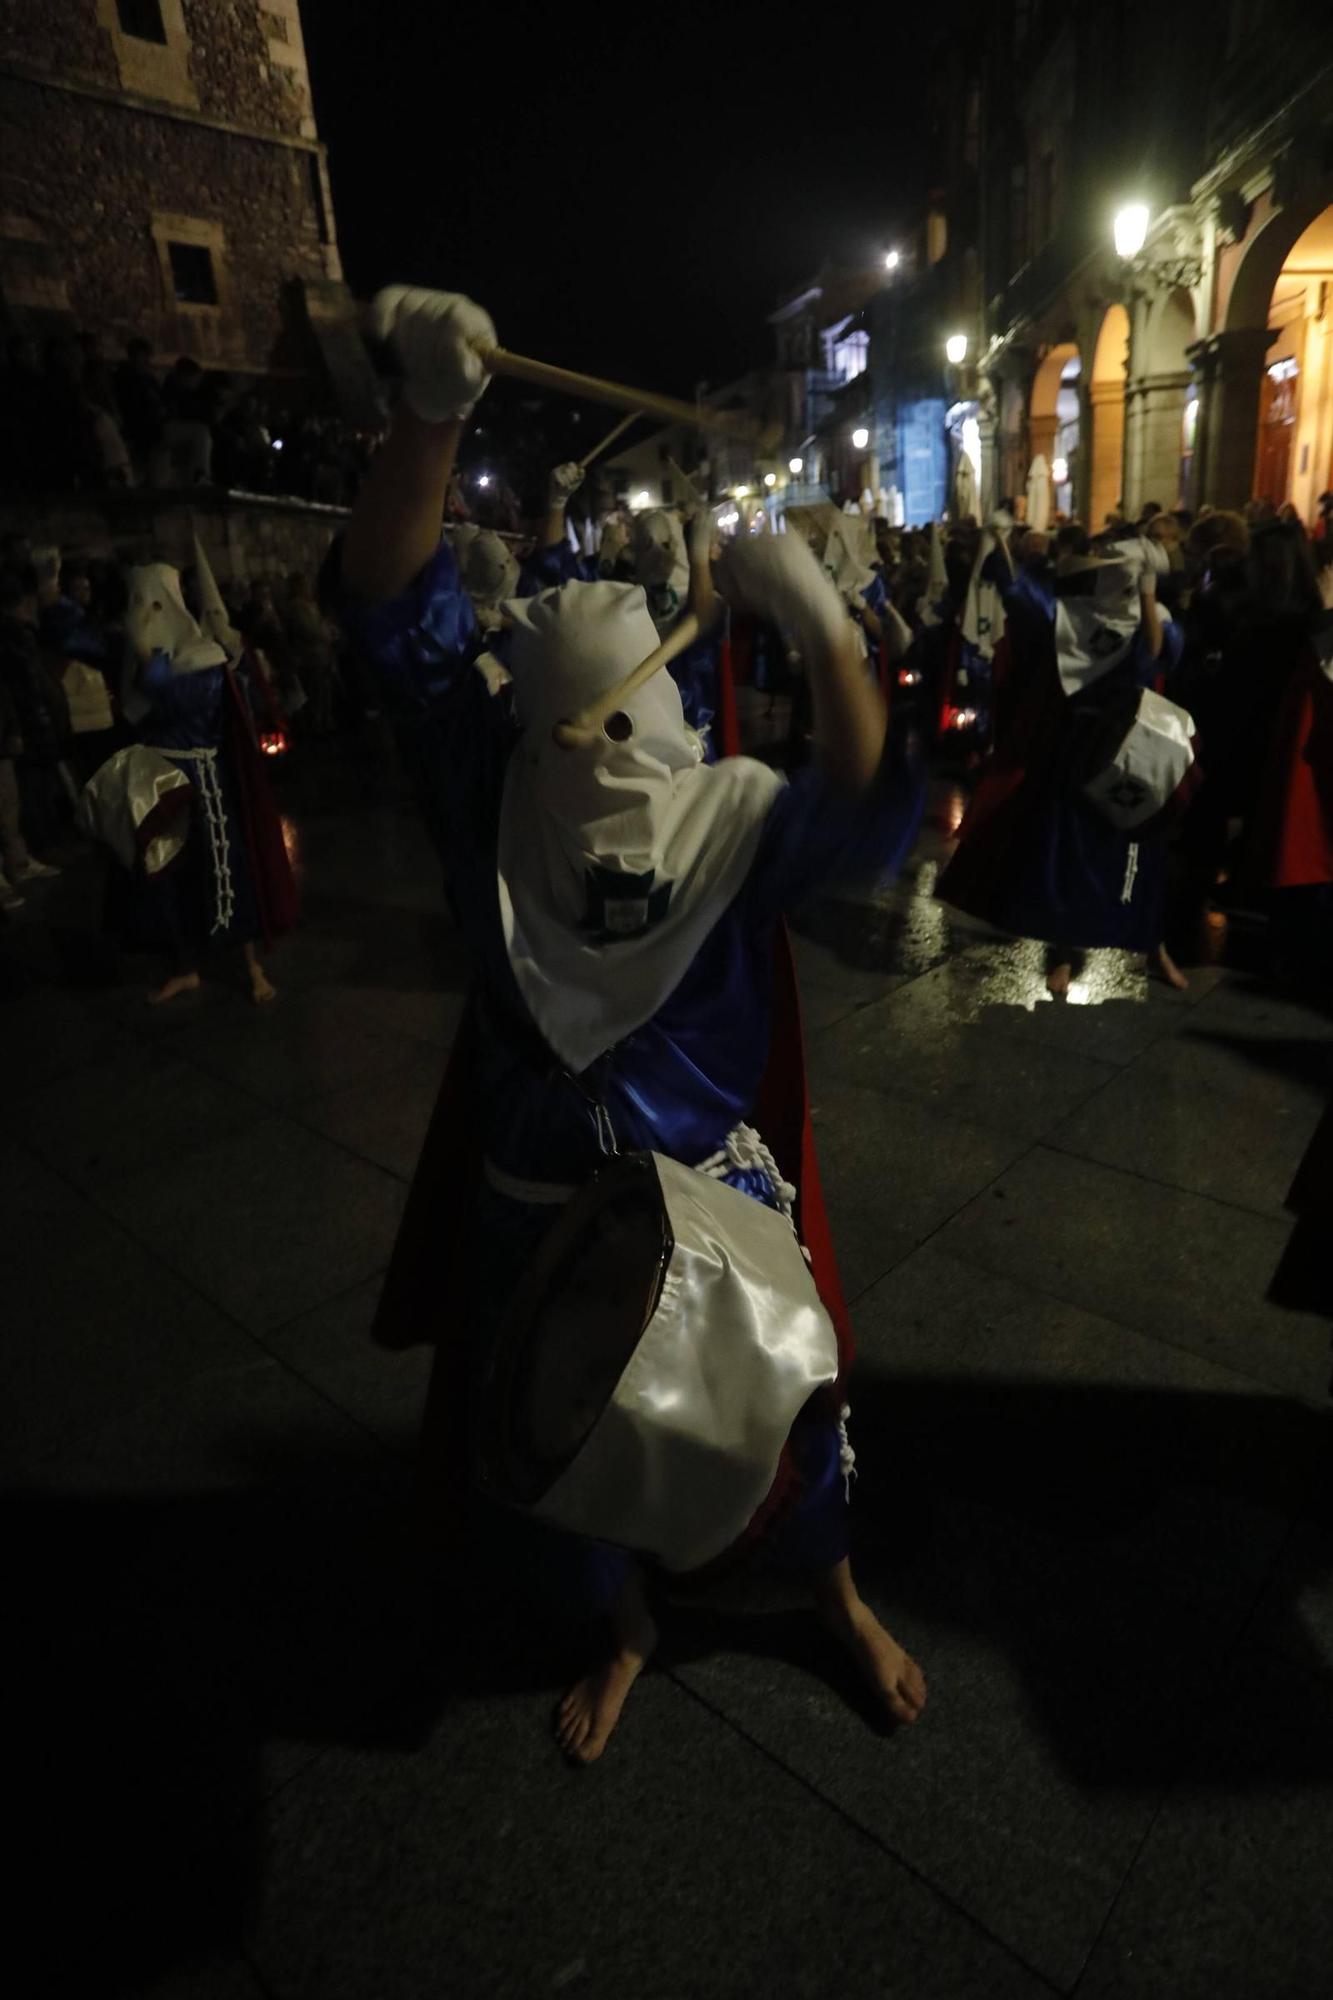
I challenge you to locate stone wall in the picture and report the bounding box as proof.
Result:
[0,1,311,138]
[0,72,331,370]
[0,488,346,586]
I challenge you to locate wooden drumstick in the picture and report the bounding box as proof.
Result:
[578,410,642,471]
[472,339,781,451]
[552,613,708,750]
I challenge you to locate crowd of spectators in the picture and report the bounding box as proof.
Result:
[0,330,382,508]
[0,533,346,911]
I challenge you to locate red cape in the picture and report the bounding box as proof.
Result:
[1242,652,1333,892]
[376,922,854,1542]
[223,665,300,946]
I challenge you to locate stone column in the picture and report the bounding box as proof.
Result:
[1087,379,1126,528]
[1188,327,1278,511]
[1122,370,1192,515]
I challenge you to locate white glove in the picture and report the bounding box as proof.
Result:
[719,531,846,656]
[371,286,496,424]
[548,461,584,507]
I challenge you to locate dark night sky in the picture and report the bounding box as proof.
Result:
[302,7,935,401]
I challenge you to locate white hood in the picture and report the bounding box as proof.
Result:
[126,563,227,676]
[497,579,781,1073]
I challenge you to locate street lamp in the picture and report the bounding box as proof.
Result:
[884,249,900,272]
[763,471,777,488]
[1051,456,1069,486]
[789,456,803,475]
[735,484,750,499]
[945,333,968,366]
[477,472,491,487]
[1114,203,1150,259]
[851,426,869,450]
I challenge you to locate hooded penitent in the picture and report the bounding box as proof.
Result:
[495,579,782,1073]
[192,533,242,658]
[126,563,228,676]
[453,524,520,628]
[628,509,689,637]
[1053,536,1169,696]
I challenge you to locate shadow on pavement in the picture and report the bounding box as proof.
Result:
[9,1374,1331,1991]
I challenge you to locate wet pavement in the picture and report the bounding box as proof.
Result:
[5,714,1332,2000]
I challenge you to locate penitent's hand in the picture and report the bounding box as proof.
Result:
[548,462,584,507]
[371,287,496,425]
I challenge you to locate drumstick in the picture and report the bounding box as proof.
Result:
[579,410,641,471]
[472,340,780,451]
[552,613,707,750]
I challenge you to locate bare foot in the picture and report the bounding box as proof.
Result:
[1150,943,1190,991]
[816,1560,927,1726]
[555,1572,657,1765]
[148,971,201,1006]
[1046,961,1072,998]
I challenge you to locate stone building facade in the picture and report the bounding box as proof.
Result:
[961,0,1333,525]
[0,0,371,414]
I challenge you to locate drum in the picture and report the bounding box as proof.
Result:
[477,1151,839,1573]
[78,745,192,876]
[1081,687,1197,831]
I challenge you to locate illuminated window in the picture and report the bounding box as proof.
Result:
[822,323,868,383]
[167,241,217,305]
[116,0,167,42]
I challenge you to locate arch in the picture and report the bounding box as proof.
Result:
[1088,306,1129,530]
[1028,340,1079,519]
[1030,341,1079,422]
[1254,205,1333,518]
[1224,181,1333,334]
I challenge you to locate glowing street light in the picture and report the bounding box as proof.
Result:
[851,426,869,450]
[735,484,750,498]
[884,249,900,272]
[477,472,491,487]
[1051,455,1069,485]
[1114,203,1150,259]
[789,456,803,475]
[945,333,968,365]
[763,471,777,488]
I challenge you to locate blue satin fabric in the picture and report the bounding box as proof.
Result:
[669,627,722,758]
[138,651,228,750]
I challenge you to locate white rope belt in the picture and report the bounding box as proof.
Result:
[1120,840,1140,907]
[697,1121,796,1218]
[149,745,234,935]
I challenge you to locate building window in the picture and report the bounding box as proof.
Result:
[116,0,167,42]
[822,323,868,384]
[167,240,218,305]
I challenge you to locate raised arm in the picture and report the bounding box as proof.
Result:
[343,288,496,604]
[722,534,887,797]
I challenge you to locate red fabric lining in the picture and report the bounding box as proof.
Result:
[222,665,300,946]
[1242,654,1333,891]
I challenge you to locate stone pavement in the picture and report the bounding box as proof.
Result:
[5,738,1331,2000]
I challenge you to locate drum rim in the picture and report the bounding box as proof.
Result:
[476,1151,672,1507]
